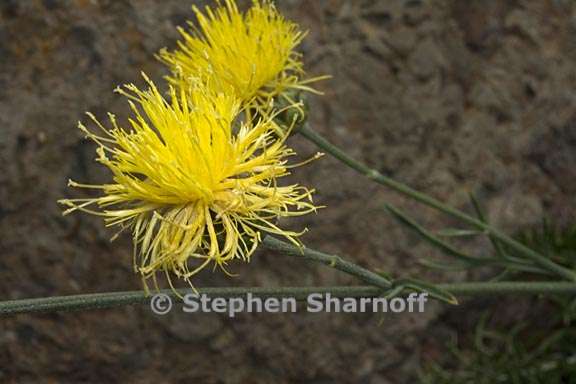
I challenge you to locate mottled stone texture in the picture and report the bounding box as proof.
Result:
[1,0,576,382]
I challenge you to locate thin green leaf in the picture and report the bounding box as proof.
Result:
[373,269,393,281]
[394,277,459,305]
[469,193,508,260]
[418,258,477,271]
[382,285,405,300]
[436,228,485,237]
[384,203,487,265]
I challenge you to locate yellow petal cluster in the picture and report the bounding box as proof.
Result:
[60,76,319,287]
[61,0,325,289]
[158,0,322,111]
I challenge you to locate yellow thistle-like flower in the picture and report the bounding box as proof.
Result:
[59,75,319,289]
[158,0,324,112]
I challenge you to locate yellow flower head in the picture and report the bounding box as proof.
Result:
[59,75,319,289]
[158,0,323,112]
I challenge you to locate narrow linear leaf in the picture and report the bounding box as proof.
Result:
[469,193,508,261]
[374,269,393,281]
[382,285,405,300]
[436,228,485,237]
[394,277,459,305]
[418,258,478,271]
[384,203,487,266]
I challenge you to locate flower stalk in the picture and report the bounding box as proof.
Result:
[2,282,576,316]
[3,237,575,316]
[261,236,393,290]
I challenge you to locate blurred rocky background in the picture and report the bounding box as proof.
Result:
[1,0,576,382]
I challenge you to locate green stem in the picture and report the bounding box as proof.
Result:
[299,125,576,281]
[1,282,575,316]
[439,281,576,295]
[264,236,457,304]
[261,236,392,289]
